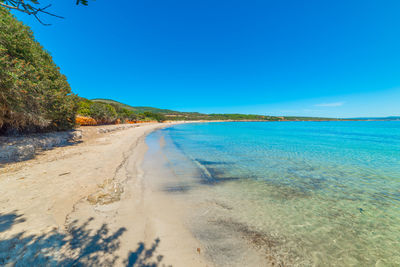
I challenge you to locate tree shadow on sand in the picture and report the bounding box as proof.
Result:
[0,211,168,266]
[124,238,170,267]
[0,210,26,233]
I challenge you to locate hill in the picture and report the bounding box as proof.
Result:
[91,99,178,114]
[88,99,343,122]
[90,99,274,121]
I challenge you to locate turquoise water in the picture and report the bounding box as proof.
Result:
[146,121,400,266]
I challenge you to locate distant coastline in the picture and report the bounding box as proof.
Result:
[89,99,400,122]
[349,116,400,121]
[84,98,350,123]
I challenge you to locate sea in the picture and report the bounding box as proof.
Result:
[143,121,400,266]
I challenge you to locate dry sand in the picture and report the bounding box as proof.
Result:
[0,122,209,266]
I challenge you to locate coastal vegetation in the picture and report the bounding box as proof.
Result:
[83,99,341,122]
[0,6,77,134]
[76,98,167,124]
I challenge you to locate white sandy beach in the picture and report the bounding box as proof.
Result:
[0,123,209,266]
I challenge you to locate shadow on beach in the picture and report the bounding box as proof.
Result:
[0,211,168,266]
[124,238,171,267]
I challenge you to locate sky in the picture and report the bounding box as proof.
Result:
[13,0,400,118]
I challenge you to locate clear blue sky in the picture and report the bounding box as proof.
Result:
[14,0,400,117]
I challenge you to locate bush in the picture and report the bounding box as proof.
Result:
[77,100,92,117]
[89,102,117,124]
[118,108,138,121]
[76,115,97,126]
[77,99,145,124]
[143,112,166,122]
[0,7,78,134]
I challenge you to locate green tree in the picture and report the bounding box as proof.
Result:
[118,108,138,121]
[143,112,166,122]
[76,99,92,117]
[89,103,117,124]
[0,6,78,134]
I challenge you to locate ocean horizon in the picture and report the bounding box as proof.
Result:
[144,121,400,266]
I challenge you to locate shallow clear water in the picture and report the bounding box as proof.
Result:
[145,121,400,266]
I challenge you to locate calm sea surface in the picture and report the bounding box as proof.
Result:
[144,121,400,266]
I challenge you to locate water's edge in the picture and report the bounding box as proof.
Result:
[143,121,400,266]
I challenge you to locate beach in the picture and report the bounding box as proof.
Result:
[0,122,208,266]
[1,121,399,266]
[2,1,399,265]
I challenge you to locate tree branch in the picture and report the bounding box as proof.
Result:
[0,0,88,25]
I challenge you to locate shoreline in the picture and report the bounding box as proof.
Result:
[0,122,208,266]
[2,121,398,265]
[144,121,400,266]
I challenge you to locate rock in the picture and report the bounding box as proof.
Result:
[87,179,124,205]
[0,130,82,165]
[72,130,82,140]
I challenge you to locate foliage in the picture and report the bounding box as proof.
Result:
[77,99,171,123]
[77,99,141,124]
[91,99,176,114]
[75,115,96,126]
[118,108,137,121]
[77,100,116,124]
[0,7,78,134]
[143,112,166,122]
[77,99,92,117]
[89,102,117,124]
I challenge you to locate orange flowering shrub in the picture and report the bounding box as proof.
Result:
[76,116,97,126]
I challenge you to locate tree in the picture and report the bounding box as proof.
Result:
[0,0,89,25]
[88,103,117,124]
[143,112,166,122]
[0,6,78,133]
